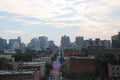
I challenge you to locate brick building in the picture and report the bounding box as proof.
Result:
[70,57,104,75]
[108,63,120,80]
[63,49,86,57]
[88,46,120,56]
[0,70,40,80]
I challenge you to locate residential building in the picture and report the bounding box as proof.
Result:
[84,38,111,49]
[48,40,55,47]
[75,36,84,50]
[28,38,39,50]
[39,36,48,50]
[0,70,40,80]
[0,37,7,49]
[12,62,46,78]
[61,35,70,49]
[9,37,21,49]
[0,54,14,62]
[12,41,20,50]
[101,40,111,49]
[108,63,120,80]
[70,57,104,75]
[112,32,120,48]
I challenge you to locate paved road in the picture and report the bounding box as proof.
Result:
[49,72,63,80]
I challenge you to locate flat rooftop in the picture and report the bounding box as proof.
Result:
[0,70,35,75]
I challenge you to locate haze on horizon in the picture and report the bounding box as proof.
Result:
[0,0,120,45]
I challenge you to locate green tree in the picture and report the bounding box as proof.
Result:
[0,49,4,54]
[13,49,37,62]
[81,48,88,54]
[0,57,9,70]
[95,52,116,63]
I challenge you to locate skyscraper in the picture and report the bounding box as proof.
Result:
[9,37,21,49]
[75,36,84,50]
[112,32,120,48]
[61,35,70,49]
[48,40,55,47]
[0,37,7,49]
[95,38,101,46]
[28,38,39,49]
[39,36,48,50]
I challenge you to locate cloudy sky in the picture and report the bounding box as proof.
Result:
[0,0,120,45]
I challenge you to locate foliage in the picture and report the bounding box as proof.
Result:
[12,49,37,62]
[0,57,9,70]
[0,49,4,54]
[95,52,116,64]
[81,48,88,54]
[95,52,117,78]
[45,63,52,70]
[44,63,52,79]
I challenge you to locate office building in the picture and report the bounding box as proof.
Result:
[48,40,55,47]
[9,37,21,49]
[0,37,7,49]
[28,38,39,49]
[75,36,84,50]
[39,36,48,50]
[61,35,70,49]
[112,32,120,48]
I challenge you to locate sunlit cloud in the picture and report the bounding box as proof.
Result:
[0,0,120,45]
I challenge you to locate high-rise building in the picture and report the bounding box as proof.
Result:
[27,38,39,49]
[0,37,7,49]
[12,41,20,49]
[9,37,21,49]
[84,39,93,48]
[75,36,84,50]
[101,40,111,48]
[48,40,55,47]
[95,38,101,45]
[84,38,111,49]
[39,36,48,50]
[61,35,70,49]
[112,32,120,48]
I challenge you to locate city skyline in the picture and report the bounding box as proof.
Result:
[0,0,120,45]
[0,35,112,46]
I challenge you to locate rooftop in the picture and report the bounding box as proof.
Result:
[0,70,34,75]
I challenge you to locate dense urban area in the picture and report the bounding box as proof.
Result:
[0,32,120,80]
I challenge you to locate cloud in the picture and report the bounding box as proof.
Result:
[0,0,120,41]
[0,16,6,19]
[10,17,42,25]
[3,30,23,34]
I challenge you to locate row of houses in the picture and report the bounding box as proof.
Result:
[63,48,120,80]
[0,54,50,80]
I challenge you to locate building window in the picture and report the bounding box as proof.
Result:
[112,67,114,70]
[117,72,119,76]
[116,67,119,70]
[113,72,115,76]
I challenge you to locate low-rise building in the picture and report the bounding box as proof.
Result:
[0,55,15,62]
[0,70,40,80]
[70,57,104,75]
[108,63,120,80]
[11,62,46,79]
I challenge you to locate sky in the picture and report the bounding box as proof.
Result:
[0,0,120,46]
